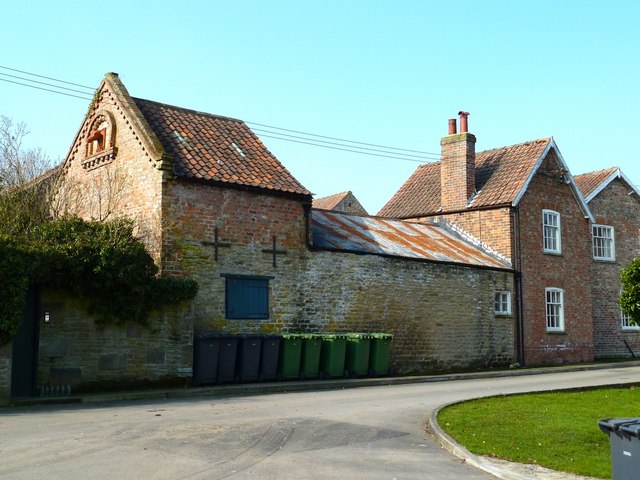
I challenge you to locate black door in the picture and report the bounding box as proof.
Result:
[10,285,39,397]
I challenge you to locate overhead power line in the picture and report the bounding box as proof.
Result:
[0,77,93,101]
[0,72,95,97]
[0,65,94,90]
[247,121,439,157]
[257,132,432,163]
[0,65,438,164]
[251,127,439,162]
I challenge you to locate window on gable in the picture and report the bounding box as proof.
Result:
[545,287,564,332]
[86,120,108,156]
[224,276,270,319]
[592,225,615,261]
[494,291,511,315]
[543,210,561,254]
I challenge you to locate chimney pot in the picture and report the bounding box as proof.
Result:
[448,118,457,135]
[458,111,470,133]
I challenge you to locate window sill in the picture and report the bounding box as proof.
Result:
[495,313,512,317]
[543,250,563,256]
[593,258,616,263]
[82,147,118,171]
[546,330,566,335]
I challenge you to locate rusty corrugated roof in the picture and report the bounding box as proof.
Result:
[312,210,511,269]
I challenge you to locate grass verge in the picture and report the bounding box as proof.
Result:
[437,387,640,479]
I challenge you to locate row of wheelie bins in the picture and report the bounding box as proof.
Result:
[193,333,393,386]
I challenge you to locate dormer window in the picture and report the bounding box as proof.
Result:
[82,111,118,171]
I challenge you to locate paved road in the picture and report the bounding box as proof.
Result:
[2,366,639,479]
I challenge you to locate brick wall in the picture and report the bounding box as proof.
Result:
[421,208,514,262]
[440,132,476,211]
[56,87,165,264]
[517,153,594,364]
[588,178,640,358]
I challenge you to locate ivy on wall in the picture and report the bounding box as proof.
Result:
[0,218,198,345]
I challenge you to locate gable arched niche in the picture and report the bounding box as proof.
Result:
[81,109,118,171]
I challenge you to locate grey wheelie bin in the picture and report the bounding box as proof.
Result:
[217,334,239,384]
[193,333,221,386]
[599,417,640,479]
[236,334,262,383]
[259,334,282,381]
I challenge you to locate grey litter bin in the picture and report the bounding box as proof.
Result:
[598,417,640,479]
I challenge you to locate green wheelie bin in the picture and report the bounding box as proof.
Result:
[278,334,303,380]
[299,334,322,379]
[369,333,393,376]
[319,334,347,379]
[345,333,372,377]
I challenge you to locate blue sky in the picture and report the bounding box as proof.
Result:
[2,1,639,214]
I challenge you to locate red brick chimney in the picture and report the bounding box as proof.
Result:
[440,111,476,211]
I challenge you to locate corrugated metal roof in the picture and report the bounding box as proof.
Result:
[312,210,511,269]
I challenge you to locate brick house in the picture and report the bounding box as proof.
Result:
[575,168,640,358]
[312,191,368,215]
[380,113,601,366]
[0,75,517,403]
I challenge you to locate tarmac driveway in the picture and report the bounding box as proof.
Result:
[1,365,639,479]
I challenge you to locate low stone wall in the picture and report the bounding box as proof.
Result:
[0,343,11,406]
[37,290,193,393]
[26,250,515,394]
[303,250,515,373]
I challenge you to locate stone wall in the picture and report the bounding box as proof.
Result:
[33,248,514,392]
[303,250,515,373]
[0,343,11,406]
[37,289,193,393]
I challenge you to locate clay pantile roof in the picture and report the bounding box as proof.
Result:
[378,162,441,218]
[312,210,511,269]
[313,191,350,210]
[133,98,311,197]
[378,138,551,217]
[574,167,619,200]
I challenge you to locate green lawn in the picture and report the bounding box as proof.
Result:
[437,387,640,479]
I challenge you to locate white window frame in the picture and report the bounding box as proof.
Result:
[621,311,638,331]
[494,291,512,315]
[592,224,615,261]
[545,287,565,332]
[543,210,561,254]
